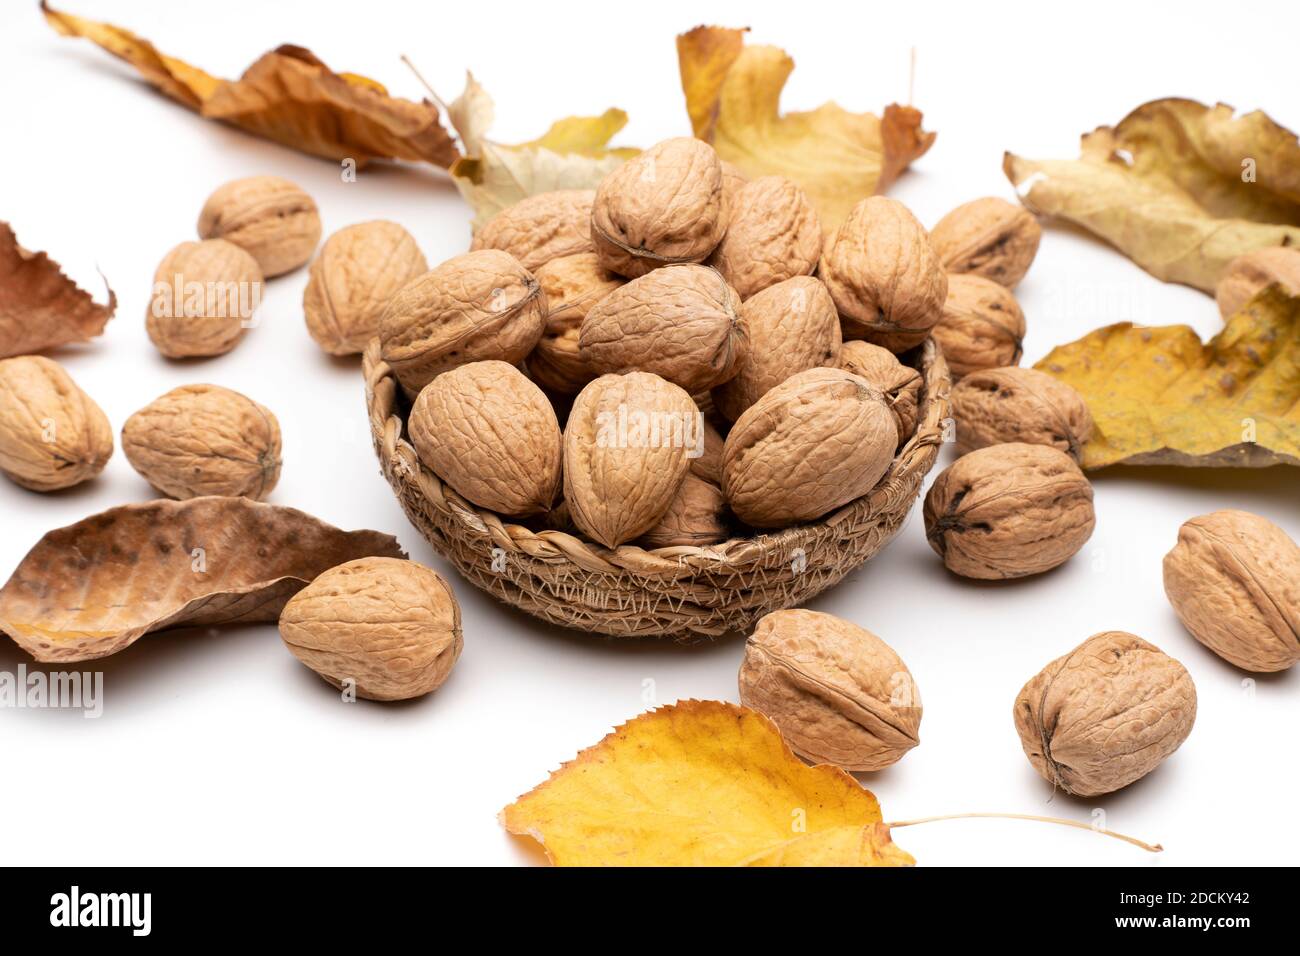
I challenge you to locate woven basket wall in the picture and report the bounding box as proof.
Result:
[364,339,951,639]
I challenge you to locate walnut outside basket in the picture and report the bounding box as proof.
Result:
[364,339,951,639]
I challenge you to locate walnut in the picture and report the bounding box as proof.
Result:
[470,189,595,270]
[931,274,1025,378]
[712,276,841,422]
[378,249,546,396]
[723,367,896,528]
[819,197,948,352]
[1163,510,1300,672]
[278,557,462,702]
[408,360,562,517]
[739,609,921,771]
[950,367,1093,462]
[0,355,112,491]
[930,197,1041,288]
[638,474,729,548]
[146,239,263,358]
[197,175,321,277]
[708,176,822,299]
[526,252,623,395]
[836,340,922,446]
[924,442,1095,579]
[121,384,282,500]
[303,220,427,356]
[579,265,747,393]
[1013,631,1196,796]
[591,137,726,278]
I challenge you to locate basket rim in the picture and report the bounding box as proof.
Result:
[364,338,951,576]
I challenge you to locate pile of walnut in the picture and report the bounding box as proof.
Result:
[376,137,946,549]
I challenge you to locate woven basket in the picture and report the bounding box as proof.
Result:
[364,339,950,639]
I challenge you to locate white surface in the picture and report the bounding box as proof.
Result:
[2,0,1297,867]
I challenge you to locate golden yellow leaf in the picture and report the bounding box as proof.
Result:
[1005,98,1300,293]
[42,2,458,167]
[1035,284,1300,469]
[677,26,934,228]
[501,699,915,867]
[0,222,115,359]
[447,74,636,229]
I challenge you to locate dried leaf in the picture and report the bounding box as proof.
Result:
[677,26,935,228]
[501,699,915,867]
[1004,98,1300,293]
[0,497,404,663]
[449,84,637,229]
[42,2,457,167]
[1035,284,1300,469]
[0,222,115,359]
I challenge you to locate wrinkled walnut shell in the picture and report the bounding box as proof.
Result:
[580,265,747,394]
[819,197,948,351]
[1163,510,1300,672]
[303,220,427,356]
[526,252,623,395]
[931,274,1026,379]
[950,367,1093,462]
[924,442,1095,579]
[638,474,729,549]
[122,384,282,500]
[708,176,822,299]
[1013,631,1196,796]
[836,340,921,447]
[198,175,321,277]
[739,609,921,771]
[378,249,546,396]
[931,197,1041,288]
[146,239,263,358]
[470,189,596,271]
[408,360,562,517]
[279,557,462,702]
[723,367,896,528]
[0,355,112,491]
[591,137,726,278]
[712,276,841,422]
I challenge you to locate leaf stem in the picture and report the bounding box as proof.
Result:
[885,812,1163,853]
[399,54,449,113]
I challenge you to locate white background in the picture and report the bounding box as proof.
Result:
[2,0,1297,867]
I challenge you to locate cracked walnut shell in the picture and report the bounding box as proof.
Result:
[146,239,263,358]
[931,196,1041,288]
[0,356,112,491]
[303,220,427,356]
[378,249,546,396]
[708,176,822,299]
[121,384,282,500]
[591,137,726,278]
[470,189,595,271]
[722,367,896,528]
[924,442,1094,579]
[580,265,746,394]
[409,360,562,517]
[819,197,948,352]
[931,274,1026,379]
[279,557,462,702]
[1013,631,1196,796]
[950,367,1093,462]
[739,609,921,771]
[198,175,322,277]
[1163,510,1300,672]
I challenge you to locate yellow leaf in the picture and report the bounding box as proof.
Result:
[1035,284,1300,468]
[447,70,493,157]
[677,26,935,228]
[501,699,915,867]
[449,86,636,229]
[42,2,458,167]
[1005,98,1300,293]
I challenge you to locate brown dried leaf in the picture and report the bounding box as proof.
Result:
[0,222,115,359]
[42,3,458,168]
[0,498,404,663]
